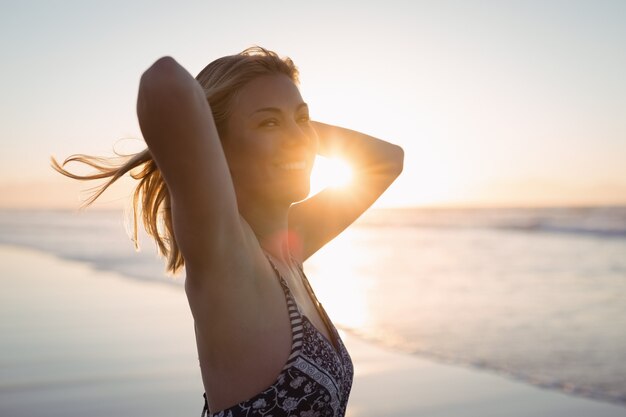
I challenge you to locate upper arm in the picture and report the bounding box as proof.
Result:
[136,57,246,275]
[289,145,403,262]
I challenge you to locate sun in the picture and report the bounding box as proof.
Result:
[309,156,353,195]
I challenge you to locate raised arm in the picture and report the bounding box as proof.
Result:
[136,57,249,283]
[288,121,403,261]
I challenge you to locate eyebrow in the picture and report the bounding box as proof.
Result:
[249,103,308,116]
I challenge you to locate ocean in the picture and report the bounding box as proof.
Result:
[1,206,625,407]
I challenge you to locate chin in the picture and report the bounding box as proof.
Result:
[288,184,311,203]
[281,180,311,204]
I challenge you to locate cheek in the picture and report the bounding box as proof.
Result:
[225,141,275,183]
[311,133,320,153]
[305,126,319,152]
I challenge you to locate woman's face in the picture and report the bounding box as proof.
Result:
[222,74,318,206]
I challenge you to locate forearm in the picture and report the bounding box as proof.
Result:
[311,121,404,176]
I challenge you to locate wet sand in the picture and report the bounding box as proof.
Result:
[1,245,624,416]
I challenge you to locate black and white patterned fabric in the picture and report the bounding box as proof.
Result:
[201,255,354,417]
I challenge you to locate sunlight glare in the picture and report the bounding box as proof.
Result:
[305,230,370,330]
[309,156,353,195]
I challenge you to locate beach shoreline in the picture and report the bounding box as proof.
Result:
[1,244,624,416]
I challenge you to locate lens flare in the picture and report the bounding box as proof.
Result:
[309,156,353,195]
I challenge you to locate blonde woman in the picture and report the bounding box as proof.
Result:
[53,47,403,416]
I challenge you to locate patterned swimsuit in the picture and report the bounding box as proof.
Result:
[201,255,354,417]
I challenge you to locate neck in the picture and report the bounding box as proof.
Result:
[239,199,293,265]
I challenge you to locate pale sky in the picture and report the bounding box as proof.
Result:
[1,0,625,208]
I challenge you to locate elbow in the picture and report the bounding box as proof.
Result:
[141,56,180,83]
[136,56,202,129]
[151,55,179,69]
[390,144,404,177]
[374,144,403,179]
[138,56,189,98]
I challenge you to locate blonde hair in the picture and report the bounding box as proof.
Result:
[51,46,299,275]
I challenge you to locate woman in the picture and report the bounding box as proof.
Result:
[53,47,403,416]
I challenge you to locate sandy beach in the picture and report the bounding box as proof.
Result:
[1,244,624,417]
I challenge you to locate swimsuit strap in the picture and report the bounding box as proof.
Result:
[289,255,342,353]
[264,253,294,296]
[263,252,305,353]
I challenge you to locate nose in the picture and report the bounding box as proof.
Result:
[284,120,312,147]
